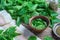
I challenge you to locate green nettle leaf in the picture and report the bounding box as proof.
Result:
[28,36,37,40]
[36,8,45,12]
[0,35,7,40]
[52,19,60,23]
[17,0,23,4]
[34,0,45,3]
[13,6,22,10]
[44,36,54,40]
[24,15,31,24]
[18,7,27,15]
[27,2,34,11]
[50,12,58,17]
[32,11,39,16]
[39,11,48,16]
[50,19,54,28]
[37,2,46,8]
[16,17,21,26]
[0,30,3,34]
[8,10,14,14]
[1,0,10,6]
[31,4,38,11]
[0,5,4,10]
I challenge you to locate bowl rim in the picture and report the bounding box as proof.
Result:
[29,16,50,31]
[53,23,60,38]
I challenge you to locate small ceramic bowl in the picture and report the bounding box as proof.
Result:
[53,23,60,38]
[29,16,50,33]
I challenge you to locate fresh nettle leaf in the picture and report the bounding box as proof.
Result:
[16,17,21,26]
[32,11,39,16]
[0,35,7,40]
[28,36,37,40]
[23,15,31,24]
[17,0,23,4]
[0,30,3,34]
[39,11,48,16]
[33,0,46,4]
[52,18,60,23]
[17,7,27,15]
[8,10,14,14]
[32,4,38,11]
[49,10,58,17]
[27,2,33,9]
[44,36,54,40]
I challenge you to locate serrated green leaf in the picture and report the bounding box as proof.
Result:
[0,30,3,34]
[8,10,14,14]
[16,17,21,26]
[23,15,31,24]
[0,35,7,40]
[13,6,22,10]
[44,36,54,40]
[31,4,38,11]
[28,36,37,40]
[32,11,39,16]
[18,7,27,15]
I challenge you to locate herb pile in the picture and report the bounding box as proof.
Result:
[32,18,46,30]
[0,26,20,40]
[0,0,60,28]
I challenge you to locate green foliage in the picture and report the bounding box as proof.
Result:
[16,17,21,26]
[44,36,54,40]
[0,0,48,26]
[28,36,37,40]
[0,0,60,28]
[0,26,20,40]
[32,19,46,30]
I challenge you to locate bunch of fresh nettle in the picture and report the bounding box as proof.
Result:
[0,26,20,40]
[0,0,60,28]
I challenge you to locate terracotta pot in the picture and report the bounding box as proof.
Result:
[29,16,50,33]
